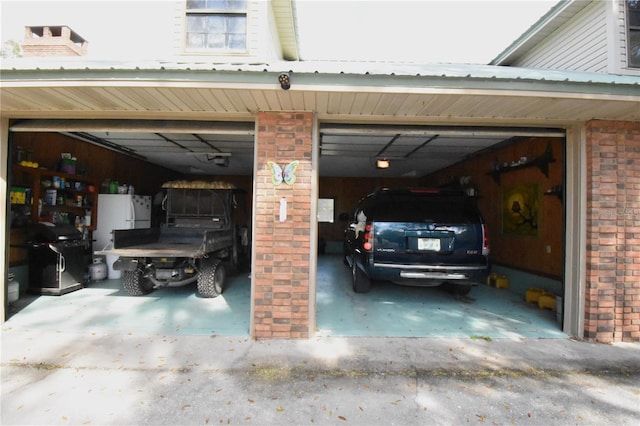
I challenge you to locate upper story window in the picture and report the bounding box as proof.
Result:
[186,0,247,52]
[628,0,640,67]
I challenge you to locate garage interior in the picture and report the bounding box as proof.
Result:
[7,120,566,338]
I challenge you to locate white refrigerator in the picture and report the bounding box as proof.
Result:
[94,194,152,252]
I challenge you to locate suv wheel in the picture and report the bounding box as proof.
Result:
[351,259,371,293]
[453,284,472,296]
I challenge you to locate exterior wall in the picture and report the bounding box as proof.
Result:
[172,0,282,62]
[252,112,314,339]
[512,1,608,72]
[585,120,640,342]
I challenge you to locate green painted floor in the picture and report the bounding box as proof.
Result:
[5,256,565,339]
[316,256,566,339]
[5,271,252,336]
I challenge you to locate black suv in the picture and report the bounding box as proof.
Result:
[343,188,490,295]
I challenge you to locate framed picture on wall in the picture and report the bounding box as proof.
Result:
[502,184,540,237]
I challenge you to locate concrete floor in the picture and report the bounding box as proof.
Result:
[5,270,252,336]
[5,255,565,339]
[316,256,565,338]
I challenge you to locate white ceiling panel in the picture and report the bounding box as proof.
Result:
[9,118,566,177]
[44,123,553,177]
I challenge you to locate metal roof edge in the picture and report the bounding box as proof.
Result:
[1,58,639,93]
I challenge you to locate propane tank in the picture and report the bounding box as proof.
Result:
[89,258,107,281]
[7,273,19,304]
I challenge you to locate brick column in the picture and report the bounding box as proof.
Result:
[252,112,314,339]
[585,120,640,343]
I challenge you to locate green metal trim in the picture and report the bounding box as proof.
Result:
[2,67,638,98]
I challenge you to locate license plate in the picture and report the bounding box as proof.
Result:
[418,238,440,251]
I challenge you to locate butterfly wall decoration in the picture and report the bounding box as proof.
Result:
[267,160,299,186]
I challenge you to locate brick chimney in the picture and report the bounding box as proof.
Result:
[22,26,88,57]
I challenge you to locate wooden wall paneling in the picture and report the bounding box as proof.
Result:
[420,137,565,279]
[10,132,182,196]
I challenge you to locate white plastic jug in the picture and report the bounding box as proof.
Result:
[105,254,121,279]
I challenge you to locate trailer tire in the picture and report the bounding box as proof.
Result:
[197,259,225,298]
[232,238,239,269]
[226,236,240,273]
[122,269,153,296]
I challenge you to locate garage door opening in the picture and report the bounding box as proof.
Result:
[316,123,567,338]
[6,119,255,336]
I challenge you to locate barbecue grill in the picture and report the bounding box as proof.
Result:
[27,222,88,295]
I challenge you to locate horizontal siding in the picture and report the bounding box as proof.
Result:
[513,1,608,72]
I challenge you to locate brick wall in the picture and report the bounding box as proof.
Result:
[22,26,88,57]
[585,120,640,342]
[253,112,314,339]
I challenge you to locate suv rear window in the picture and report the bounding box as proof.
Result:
[366,191,479,223]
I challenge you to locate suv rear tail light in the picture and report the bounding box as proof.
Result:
[482,224,490,256]
[363,223,373,251]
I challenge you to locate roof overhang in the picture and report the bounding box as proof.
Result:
[2,59,638,177]
[2,60,639,124]
[271,0,300,61]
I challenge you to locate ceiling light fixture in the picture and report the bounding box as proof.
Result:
[376,159,390,169]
